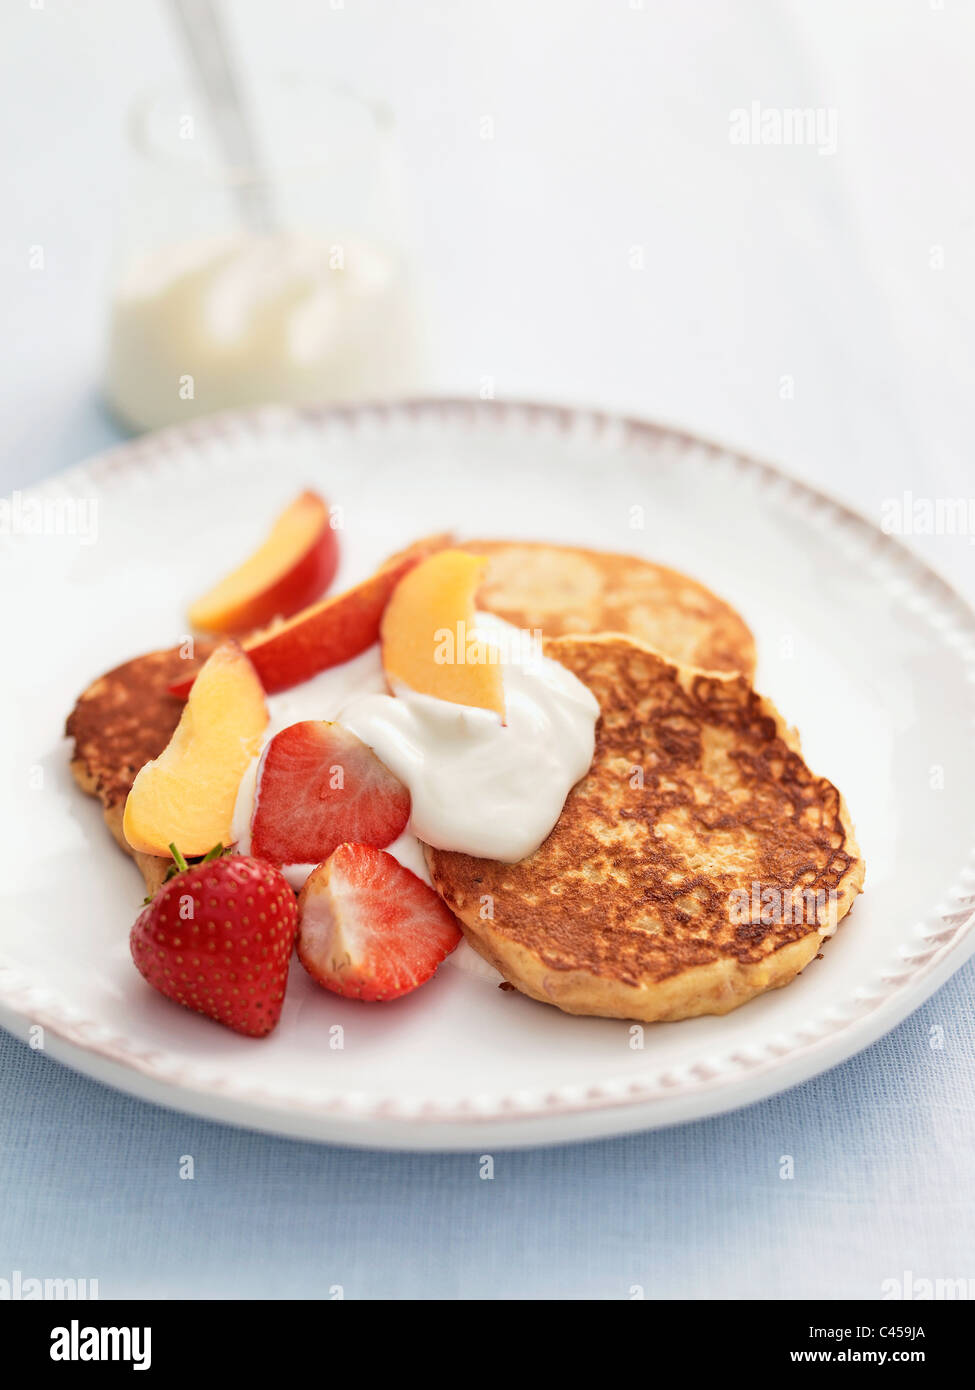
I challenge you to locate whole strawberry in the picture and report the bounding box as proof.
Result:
[130,845,298,1037]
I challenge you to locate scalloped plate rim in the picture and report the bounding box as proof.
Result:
[2,397,974,1149]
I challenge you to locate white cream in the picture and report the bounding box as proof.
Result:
[232,613,598,883]
[105,232,423,433]
[263,643,388,737]
[338,615,598,861]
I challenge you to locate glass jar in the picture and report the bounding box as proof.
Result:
[105,75,427,433]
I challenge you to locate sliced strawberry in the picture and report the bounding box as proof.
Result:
[130,848,298,1037]
[297,843,462,1001]
[250,721,410,868]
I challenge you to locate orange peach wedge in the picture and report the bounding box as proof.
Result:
[172,533,451,698]
[188,490,339,636]
[123,643,268,857]
[380,549,505,716]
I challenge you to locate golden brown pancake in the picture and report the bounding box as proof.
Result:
[425,634,864,1022]
[66,645,212,896]
[461,540,756,677]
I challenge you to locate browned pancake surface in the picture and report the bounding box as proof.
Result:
[462,540,756,676]
[66,647,211,808]
[66,645,212,892]
[425,635,864,1020]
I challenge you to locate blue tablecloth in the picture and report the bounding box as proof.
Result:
[2,958,973,1300]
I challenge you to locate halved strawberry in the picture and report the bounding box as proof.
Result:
[250,721,410,867]
[297,843,462,1000]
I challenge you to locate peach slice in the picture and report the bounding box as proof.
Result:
[123,643,268,857]
[380,549,505,715]
[188,490,339,636]
[170,533,452,698]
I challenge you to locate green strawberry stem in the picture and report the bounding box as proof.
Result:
[157,841,229,893]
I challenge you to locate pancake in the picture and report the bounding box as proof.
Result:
[66,645,212,896]
[425,634,864,1022]
[461,540,756,677]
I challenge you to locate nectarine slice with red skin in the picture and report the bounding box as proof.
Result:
[250,721,410,866]
[170,534,451,698]
[123,642,268,857]
[380,549,505,716]
[188,490,339,636]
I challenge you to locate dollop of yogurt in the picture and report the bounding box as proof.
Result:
[338,614,599,861]
[232,614,598,878]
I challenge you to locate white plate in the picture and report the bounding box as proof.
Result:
[1,400,974,1150]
